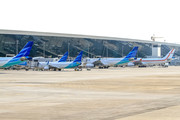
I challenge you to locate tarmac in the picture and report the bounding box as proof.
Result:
[0,66,180,120]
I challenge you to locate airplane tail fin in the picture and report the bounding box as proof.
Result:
[73,51,83,63]
[13,41,34,59]
[58,52,68,62]
[163,49,175,60]
[124,46,139,59]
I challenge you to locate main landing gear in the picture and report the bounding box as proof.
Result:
[53,68,61,71]
[99,66,109,69]
[74,67,82,71]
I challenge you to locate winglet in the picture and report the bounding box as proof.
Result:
[124,46,139,59]
[73,51,83,63]
[58,52,68,62]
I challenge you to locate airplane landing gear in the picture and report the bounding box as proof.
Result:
[74,67,82,71]
[25,68,29,71]
[99,66,103,69]
[104,66,109,69]
[87,68,91,71]
[99,66,109,69]
[138,65,146,68]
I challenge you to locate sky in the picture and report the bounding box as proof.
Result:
[0,0,180,44]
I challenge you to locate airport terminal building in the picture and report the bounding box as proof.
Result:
[0,29,180,59]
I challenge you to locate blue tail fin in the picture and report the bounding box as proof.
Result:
[13,41,34,59]
[124,46,138,59]
[73,51,83,62]
[58,52,68,62]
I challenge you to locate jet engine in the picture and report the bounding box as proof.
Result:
[44,65,49,70]
[127,62,134,66]
[20,57,27,61]
[86,63,95,68]
[128,58,134,61]
[167,58,172,62]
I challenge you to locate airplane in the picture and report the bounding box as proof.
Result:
[49,51,83,71]
[85,46,139,69]
[37,52,68,70]
[128,48,175,67]
[0,41,34,68]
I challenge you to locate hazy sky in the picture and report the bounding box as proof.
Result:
[0,0,180,44]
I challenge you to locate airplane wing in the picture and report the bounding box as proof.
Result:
[48,63,60,69]
[92,58,109,66]
[84,58,103,67]
[100,60,109,66]
[92,60,104,66]
[131,58,143,66]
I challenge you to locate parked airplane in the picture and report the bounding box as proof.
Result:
[38,52,68,70]
[0,41,33,68]
[128,48,175,67]
[49,51,83,71]
[85,46,139,68]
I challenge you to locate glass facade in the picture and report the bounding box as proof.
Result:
[0,34,179,58]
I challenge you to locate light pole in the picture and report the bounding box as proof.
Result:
[88,43,89,58]
[16,40,18,55]
[122,45,123,57]
[107,45,108,58]
[43,41,45,57]
[68,42,69,59]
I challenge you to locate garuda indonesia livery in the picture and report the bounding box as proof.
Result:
[128,48,175,67]
[0,41,33,68]
[38,52,68,70]
[49,51,83,71]
[85,46,138,68]
[100,46,138,68]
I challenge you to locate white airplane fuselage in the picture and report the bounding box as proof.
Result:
[49,62,80,69]
[129,49,175,66]
[38,61,57,69]
[85,46,138,67]
[129,58,170,66]
[50,62,71,68]
[100,58,123,66]
[0,57,12,67]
